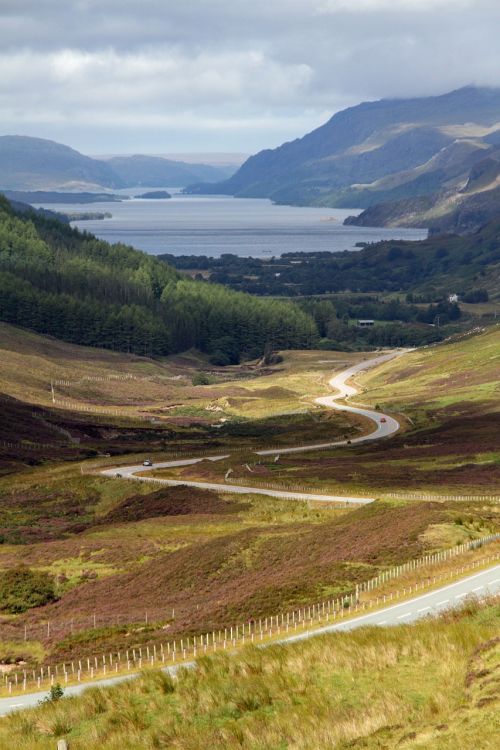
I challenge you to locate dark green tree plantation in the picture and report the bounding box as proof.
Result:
[0,197,317,360]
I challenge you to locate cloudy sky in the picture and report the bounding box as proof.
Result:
[1,0,499,156]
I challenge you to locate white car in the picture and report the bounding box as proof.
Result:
[143,460,153,467]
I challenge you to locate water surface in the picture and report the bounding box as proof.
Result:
[34,189,427,258]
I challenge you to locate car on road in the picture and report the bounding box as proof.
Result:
[115,472,122,478]
[143,460,153,466]
[380,417,387,423]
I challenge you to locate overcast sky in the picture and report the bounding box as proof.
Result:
[1,0,499,156]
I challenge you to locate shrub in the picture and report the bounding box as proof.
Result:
[0,566,58,613]
[192,372,212,386]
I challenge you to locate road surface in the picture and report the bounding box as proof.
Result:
[1,564,498,716]
[101,351,404,504]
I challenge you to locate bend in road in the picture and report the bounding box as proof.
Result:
[101,350,405,505]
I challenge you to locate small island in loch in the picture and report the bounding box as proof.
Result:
[134,190,171,199]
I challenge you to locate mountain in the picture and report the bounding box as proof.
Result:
[0,136,236,192]
[188,86,500,208]
[0,136,124,191]
[105,154,234,187]
[345,153,500,234]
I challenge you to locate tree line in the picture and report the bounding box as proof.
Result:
[0,197,317,360]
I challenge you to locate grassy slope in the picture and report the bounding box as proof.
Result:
[359,326,500,419]
[0,478,496,666]
[213,328,499,496]
[0,322,360,420]
[0,321,186,410]
[0,325,364,476]
[0,326,498,667]
[2,599,498,749]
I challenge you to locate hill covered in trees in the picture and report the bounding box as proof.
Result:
[0,196,316,362]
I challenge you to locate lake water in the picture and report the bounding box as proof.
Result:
[34,189,427,258]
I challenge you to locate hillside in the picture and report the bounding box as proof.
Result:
[0,136,123,191]
[2,600,498,749]
[345,156,500,234]
[360,326,500,420]
[0,136,234,191]
[188,86,500,208]
[0,195,317,361]
[106,154,232,187]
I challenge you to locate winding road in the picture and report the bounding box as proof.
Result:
[101,351,404,505]
[1,348,498,717]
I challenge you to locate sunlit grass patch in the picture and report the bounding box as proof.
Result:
[1,600,498,749]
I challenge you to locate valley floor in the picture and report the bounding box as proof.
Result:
[0,324,498,745]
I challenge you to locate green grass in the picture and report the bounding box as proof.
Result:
[0,640,45,665]
[358,326,500,418]
[1,598,498,749]
[182,328,500,498]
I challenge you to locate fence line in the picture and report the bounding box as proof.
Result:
[0,439,73,452]
[2,546,499,698]
[226,477,500,503]
[226,476,371,497]
[355,533,500,596]
[52,373,183,387]
[385,492,500,502]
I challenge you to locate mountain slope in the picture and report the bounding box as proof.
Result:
[106,154,233,187]
[0,136,236,192]
[345,154,500,234]
[0,136,124,191]
[189,87,500,207]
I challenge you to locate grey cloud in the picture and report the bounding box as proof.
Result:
[0,1,499,152]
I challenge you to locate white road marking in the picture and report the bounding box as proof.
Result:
[472,586,484,592]
[397,612,411,619]
[436,600,449,606]
[417,606,431,613]
[455,592,467,599]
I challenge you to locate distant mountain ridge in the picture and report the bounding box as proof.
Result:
[187,86,500,212]
[106,154,234,188]
[0,136,123,191]
[0,136,234,191]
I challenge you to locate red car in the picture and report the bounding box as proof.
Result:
[380,417,387,423]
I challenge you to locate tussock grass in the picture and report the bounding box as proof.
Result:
[1,600,498,749]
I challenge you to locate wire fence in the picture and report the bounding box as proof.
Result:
[226,476,373,497]
[2,545,499,698]
[4,534,500,693]
[385,492,500,503]
[226,477,500,503]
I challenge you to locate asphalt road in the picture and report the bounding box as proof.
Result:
[1,564,498,716]
[101,351,405,504]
